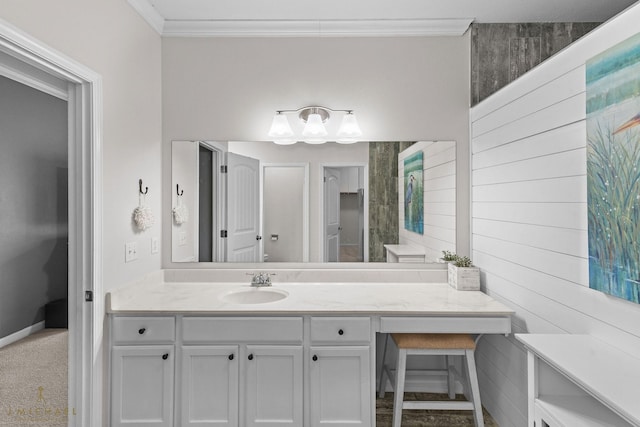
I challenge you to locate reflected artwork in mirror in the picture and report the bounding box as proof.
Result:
[170,140,456,264]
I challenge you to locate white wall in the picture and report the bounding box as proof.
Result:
[1,0,163,290]
[161,35,472,265]
[171,141,199,262]
[399,141,456,261]
[0,76,67,338]
[470,3,640,426]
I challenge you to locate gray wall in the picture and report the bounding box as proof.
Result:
[471,22,600,105]
[0,76,68,338]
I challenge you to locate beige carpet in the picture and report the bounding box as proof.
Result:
[0,329,68,427]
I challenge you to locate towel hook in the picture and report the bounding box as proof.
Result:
[176,184,184,196]
[139,179,149,195]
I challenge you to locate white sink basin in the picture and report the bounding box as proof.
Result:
[221,288,289,304]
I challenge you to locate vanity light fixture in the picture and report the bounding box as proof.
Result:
[268,106,362,145]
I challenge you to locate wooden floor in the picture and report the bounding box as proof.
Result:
[340,244,363,262]
[376,392,499,426]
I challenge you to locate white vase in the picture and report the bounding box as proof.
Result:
[448,263,480,291]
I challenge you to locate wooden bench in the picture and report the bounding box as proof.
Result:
[516,334,640,427]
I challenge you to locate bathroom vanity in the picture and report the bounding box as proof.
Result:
[106,279,513,427]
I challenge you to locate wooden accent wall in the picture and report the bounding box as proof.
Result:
[471,23,600,105]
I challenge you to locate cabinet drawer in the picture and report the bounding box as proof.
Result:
[310,317,371,344]
[182,317,303,344]
[112,316,175,344]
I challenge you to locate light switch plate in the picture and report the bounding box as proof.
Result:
[179,232,187,246]
[125,242,138,262]
[151,237,159,254]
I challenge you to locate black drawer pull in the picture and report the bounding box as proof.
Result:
[338,329,344,335]
[162,353,169,360]
[248,354,254,361]
[138,328,146,335]
[228,354,234,361]
[312,355,318,361]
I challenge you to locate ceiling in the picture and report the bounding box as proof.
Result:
[129,0,638,36]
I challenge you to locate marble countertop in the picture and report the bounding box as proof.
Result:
[106,281,514,316]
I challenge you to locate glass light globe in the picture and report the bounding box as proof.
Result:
[336,112,362,144]
[302,113,328,144]
[268,113,294,140]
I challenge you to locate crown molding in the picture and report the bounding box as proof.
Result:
[127,0,165,34]
[125,2,473,38]
[161,18,473,37]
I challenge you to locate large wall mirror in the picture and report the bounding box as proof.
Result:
[171,140,456,264]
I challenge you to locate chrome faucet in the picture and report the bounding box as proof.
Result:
[249,272,274,287]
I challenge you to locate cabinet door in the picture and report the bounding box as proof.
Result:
[181,346,239,426]
[244,345,303,427]
[309,346,371,426]
[111,345,174,427]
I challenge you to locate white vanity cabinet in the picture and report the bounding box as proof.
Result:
[244,345,304,426]
[180,317,304,427]
[180,345,239,426]
[308,317,372,426]
[110,317,176,427]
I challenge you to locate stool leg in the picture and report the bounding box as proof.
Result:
[392,348,407,427]
[378,334,389,398]
[465,349,485,427]
[447,355,456,399]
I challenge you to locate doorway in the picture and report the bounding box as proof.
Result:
[322,164,368,262]
[0,23,102,426]
[262,164,310,262]
[0,74,69,424]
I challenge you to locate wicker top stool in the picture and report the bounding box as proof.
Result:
[379,333,485,427]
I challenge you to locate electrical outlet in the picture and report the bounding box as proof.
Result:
[125,242,138,262]
[179,232,187,246]
[151,237,159,254]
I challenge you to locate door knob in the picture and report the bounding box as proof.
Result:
[312,355,318,361]
[256,235,262,241]
[138,328,146,335]
[228,354,234,361]
[248,354,254,360]
[162,353,169,360]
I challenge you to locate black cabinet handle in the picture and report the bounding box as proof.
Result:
[248,354,254,361]
[138,328,146,335]
[312,355,318,362]
[228,354,234,361]
[338,329,344,335]
[162,353,169,360]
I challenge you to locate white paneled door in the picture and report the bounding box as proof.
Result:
[324,168,341,262]
[226,152,261,262]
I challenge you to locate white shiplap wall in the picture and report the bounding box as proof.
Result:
[470,4,640,426]
[399,141,456,261]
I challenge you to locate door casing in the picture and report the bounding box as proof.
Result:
[0,18,103,426]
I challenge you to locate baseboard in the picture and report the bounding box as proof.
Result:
[0,321,45,349]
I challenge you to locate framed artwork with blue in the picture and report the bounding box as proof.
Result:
[403,151,424,235]
[586,31,640,304]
